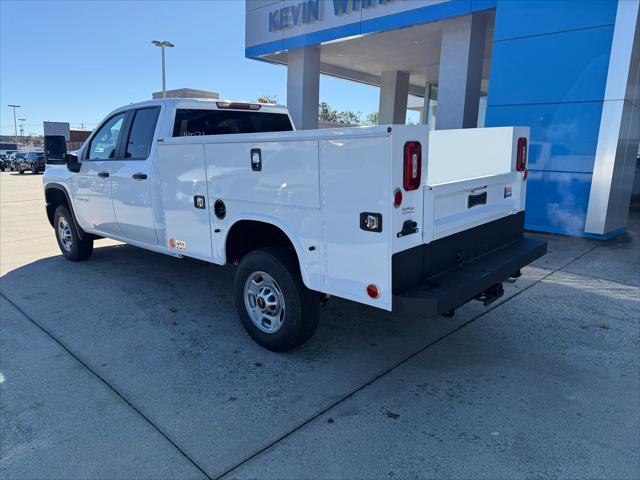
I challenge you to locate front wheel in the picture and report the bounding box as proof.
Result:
[54,205,93,261]
[234,247,320,352]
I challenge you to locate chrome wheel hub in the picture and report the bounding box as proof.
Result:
[244,271,285,333]
[58,216,73,252]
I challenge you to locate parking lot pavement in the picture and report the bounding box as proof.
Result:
[1,171,639,479]
[1,297,207,480]
[229,270,640,479]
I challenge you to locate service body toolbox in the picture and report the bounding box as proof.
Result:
[44,99,546,351]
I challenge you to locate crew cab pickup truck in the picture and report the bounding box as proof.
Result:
[43,99,546,351]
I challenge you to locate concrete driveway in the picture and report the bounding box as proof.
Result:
[1,171,638,479]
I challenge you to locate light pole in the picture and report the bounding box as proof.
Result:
[7,104,20,145]
[18,118,26,145]
[151,40,174,98]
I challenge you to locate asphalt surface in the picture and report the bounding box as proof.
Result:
[1,171,638,479]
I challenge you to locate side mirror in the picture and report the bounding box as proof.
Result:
[66,153,81,173]
[44,135,67,164]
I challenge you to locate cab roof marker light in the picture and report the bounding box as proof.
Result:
[216,102,262,111]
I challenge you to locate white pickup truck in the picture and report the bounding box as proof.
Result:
[43,99,546,351]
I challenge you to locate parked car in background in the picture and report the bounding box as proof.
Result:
[6,152,17,170]
[0,150,17,166]
[18,151,45,174]
[11,152,27,171]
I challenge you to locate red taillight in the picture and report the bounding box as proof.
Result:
[403,141,422,191]
[516,137,527,172]
[367,284,380,298]
[216,102,261,110]
[393,188,403,208]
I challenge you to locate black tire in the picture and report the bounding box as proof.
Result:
[234,247,320,352]
[53,204,93,261]
[18,169,24,174]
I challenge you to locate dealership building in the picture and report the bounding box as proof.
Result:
[245,0,639,239]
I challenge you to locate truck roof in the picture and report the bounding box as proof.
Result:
[111,98,290,115]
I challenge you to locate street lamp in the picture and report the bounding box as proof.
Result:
[7,104,20,145]
[18,118,26,144]
[151,40,174,98]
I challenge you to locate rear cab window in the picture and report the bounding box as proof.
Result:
[173,109,293,137]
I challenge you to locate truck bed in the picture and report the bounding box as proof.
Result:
[156,125,538,312]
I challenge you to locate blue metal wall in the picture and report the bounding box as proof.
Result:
[485,0,619,237]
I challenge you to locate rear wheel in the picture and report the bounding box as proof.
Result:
[234,247,320,352]
[54,205,93,261]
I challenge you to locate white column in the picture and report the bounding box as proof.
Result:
[378,70,410,125]
[436,14,487,130]
[585,0,640,235]
[287,46,320,130]
[422,83,435,127]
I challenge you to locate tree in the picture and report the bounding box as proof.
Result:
[319,102,363,125]
[318,102,338,123]
[365,111,379,126]
[256,95,278,104]
[337,110,362,126]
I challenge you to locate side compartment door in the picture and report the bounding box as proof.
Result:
[320,136,392,309]
[70,111,128,235]
[156,143,213,261]
[110,107,161,244]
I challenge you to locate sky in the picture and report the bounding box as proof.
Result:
[0,0,381,136]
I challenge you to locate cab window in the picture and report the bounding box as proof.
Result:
[173,109,293,137]
[125,107,160,159]
[88,113,127,160]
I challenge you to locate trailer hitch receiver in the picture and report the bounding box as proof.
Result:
[475,283,504,306]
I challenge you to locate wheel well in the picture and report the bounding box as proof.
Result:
[226,220,298,265]
[45,187,69,227]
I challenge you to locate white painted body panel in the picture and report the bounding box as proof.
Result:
[206,139,320,209]
[44,99,529,312]
[422,127,529,242]
[111,160,158,244]
[427,127,519,185]
[157,144,213,262]
[319,134,393,308]
[70,160,121,235]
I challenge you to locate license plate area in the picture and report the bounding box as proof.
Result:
[468,191,487,209]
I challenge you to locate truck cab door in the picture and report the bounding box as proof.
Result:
[70,112,128,236]
[110,107,161,245]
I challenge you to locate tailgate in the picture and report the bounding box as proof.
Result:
[390,126,546,315]
[422,127,529,242]
[424,172,524,241]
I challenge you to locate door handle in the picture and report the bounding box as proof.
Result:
[132,173,147,180]
[250,148,262,171]
[97,171,109,178]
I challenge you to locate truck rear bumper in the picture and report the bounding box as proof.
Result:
[392,233,547,317]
